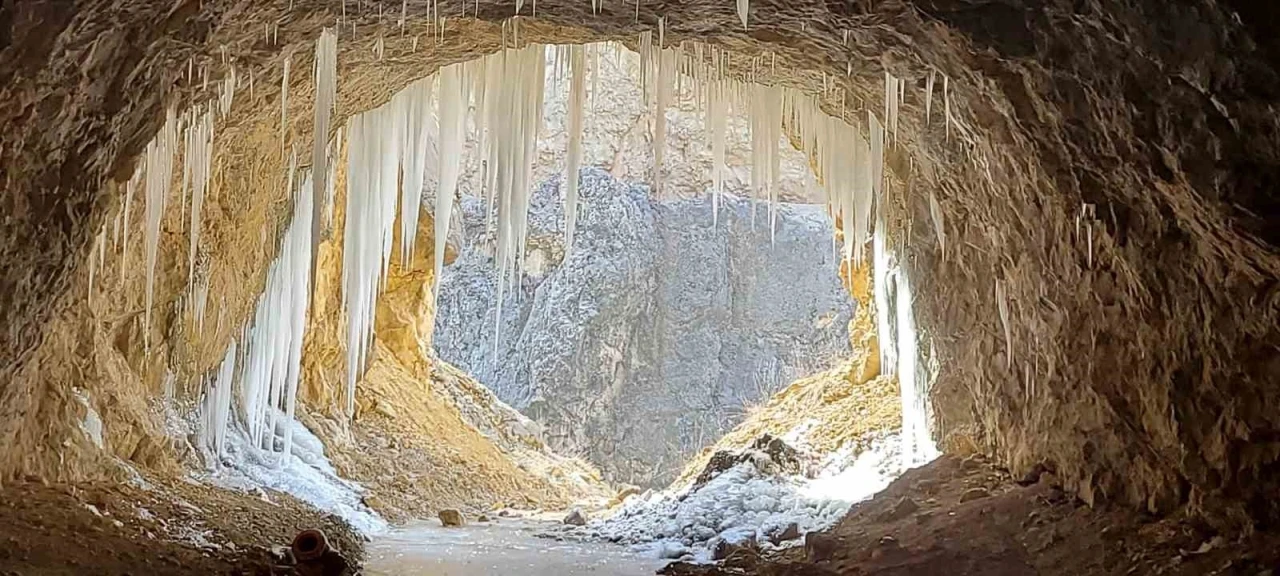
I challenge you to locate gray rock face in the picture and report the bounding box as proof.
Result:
[433,168,853,487]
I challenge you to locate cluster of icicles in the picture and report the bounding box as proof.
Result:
[94,18,960,468]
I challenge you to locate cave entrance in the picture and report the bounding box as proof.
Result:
[351,39,937,566]
[6,7,944,573]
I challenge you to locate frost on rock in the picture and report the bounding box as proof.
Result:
[552,434,903,562]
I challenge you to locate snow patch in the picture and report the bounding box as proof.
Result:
[555,435,903,563]
[74,388,105,449]
[198,410,387,535]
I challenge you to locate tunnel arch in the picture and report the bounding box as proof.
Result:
[2,0,1279,531]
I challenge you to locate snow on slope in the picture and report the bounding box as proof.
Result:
[191,407,388,535]
[551,433,902,563]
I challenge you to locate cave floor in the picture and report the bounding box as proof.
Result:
[0,476,361,576]
[660,455,1280,576]
[364,518,667,575]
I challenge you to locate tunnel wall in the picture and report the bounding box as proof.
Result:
[1,0,1278,528]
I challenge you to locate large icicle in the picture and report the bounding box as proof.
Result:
[143,106,179,351]
[708,78,727,226]
[280,54,292,154]
[187,106,214,288]
[481,46,545,354]
[652,45,673,196]
[563,45,586,250]
[311,28,337,295]
[434,64,468,304]
[399,77,436,265]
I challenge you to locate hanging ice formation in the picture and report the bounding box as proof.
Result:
[142,107,179,351]
[564,45,586,250]
[317,39,942,460]
[736,0,749,28]
[400,79,435,267]
[120,157,142,287]
[748,84,782,243]
[197,157,315,465]
[488,46,547,354]
[434,63,469,305]
[281,54,292,152]
[651,32,673,196]
[343,88,407,417]
[186,106,215,290]
[311,28,337,295]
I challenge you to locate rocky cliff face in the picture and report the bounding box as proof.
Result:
[434,168,852,486]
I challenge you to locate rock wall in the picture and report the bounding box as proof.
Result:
[434,168,853,486]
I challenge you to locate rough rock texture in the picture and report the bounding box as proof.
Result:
[4,0,1280,537]
[434,168,853,486]
[670,264,900,492]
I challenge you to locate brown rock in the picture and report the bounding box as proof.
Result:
[563,509,587,526]
[1017,463,1048,486]
[960,487,991,503]
[477,514,490,522]
[770,522,801,543]
[438,509,465,527]
[713,535,760,561]
[879,496,920,522]
[804,531,837,562]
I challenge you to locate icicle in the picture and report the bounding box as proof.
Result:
[925,69,936,125]
[143,106,178,351]
[311,28,337,297]
[944,75,951,143]
[119,152,142,288]
[200,339,237,459]
[187,106,214,289]
[929,191,945,261]
[996,279,1012,369]
[708,78,727,226]
[219,66,237,117]
[280,54,291,153]
[400,77,435,265]
[435,65,468,306]
[653,46,672,196]
[564,45,586,251]
[736,0,748,28]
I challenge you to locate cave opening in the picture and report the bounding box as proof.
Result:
[4,1,1280,575]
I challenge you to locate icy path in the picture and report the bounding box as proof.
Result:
[364,520,667,576]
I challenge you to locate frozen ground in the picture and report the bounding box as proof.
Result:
[552,434,905,563]
[366,519,667,575]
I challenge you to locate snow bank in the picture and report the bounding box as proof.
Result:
[197,409,388,535]
[554,434,903,563]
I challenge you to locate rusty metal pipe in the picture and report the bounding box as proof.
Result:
[291,529,330,562]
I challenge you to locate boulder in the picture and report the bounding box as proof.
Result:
[769,522,801,544]
[563,509,587,526]
[438,509,465,527]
